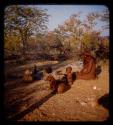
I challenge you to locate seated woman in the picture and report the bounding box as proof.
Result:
[76,52,96,80]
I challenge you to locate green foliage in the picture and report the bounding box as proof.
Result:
[95,38,109,61]
[4,6,109,62]
[81,32,100,51]
[4,5,49,58]
[100,9,109,30]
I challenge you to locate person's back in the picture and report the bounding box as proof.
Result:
[84,56,96,79]
[44,66,58,92]
[46,75,58,91]
[89,57,96,78]
[66,66,73,85]
[77,53,96,80]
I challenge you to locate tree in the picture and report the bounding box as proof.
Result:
[54,13,84,53]
[100,8,109,30]
[81,31,100,52]
[42,31,64,60]
[4,5,49,57]
[85,12,100,32]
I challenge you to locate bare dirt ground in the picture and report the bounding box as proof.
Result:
[4,60,109,121]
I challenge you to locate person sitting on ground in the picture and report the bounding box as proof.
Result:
[46,74,58,92]
[44,66,58,92]
[76,51,96,80]
[56,67,76,85]
[65,66,73,85]
[32,65,41,80]
[23,68,33,83]
[44,66,67,94]
[33,65,38,80]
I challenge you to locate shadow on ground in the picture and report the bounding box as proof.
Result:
[6,91,56,121]
[5,60,73,121]
[5,60,71,89]
[98,93,109,110]
[96,65,102,77]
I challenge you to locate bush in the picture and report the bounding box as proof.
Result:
[95,45,109,61]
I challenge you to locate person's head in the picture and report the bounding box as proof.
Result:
[66,66,72,74]
[25,68,31,75]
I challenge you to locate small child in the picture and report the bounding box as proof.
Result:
[23,68,33,83]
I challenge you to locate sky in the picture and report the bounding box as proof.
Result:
[35,5,109,36]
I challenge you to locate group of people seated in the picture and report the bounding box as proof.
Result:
[23,51,97,94]
[23,65,41,83]
[43,66,76,94]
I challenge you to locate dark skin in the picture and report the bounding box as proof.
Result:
[66,67,73,85]
[23,69,33,82]
[45,75,58,91]
[56,67,73,85]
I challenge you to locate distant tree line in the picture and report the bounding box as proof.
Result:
[4,5,109,63]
